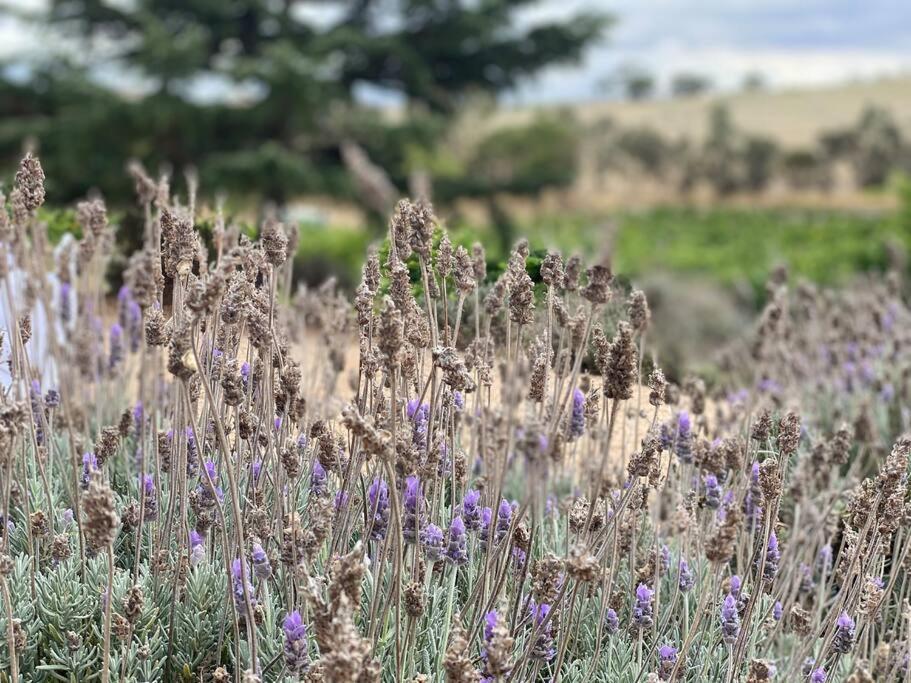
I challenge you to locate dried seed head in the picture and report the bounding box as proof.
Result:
[628,289,651,333]
[14,153,45,213]
[581,264,612,304]
[603,322,638,401]
[261,215,289,266]
[82,473,120,551]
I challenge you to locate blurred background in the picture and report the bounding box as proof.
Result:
[2,0,911,375]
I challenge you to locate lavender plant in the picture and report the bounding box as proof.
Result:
[0,153,910,683]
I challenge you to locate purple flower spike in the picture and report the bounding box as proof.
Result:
[658,645,678,680]
[421,523,444,562]
[445,516,469,565]
[832,611,855,654]
[462,489,482,531]
[632,583,654,630]
[720,594,740,644]
[402,475,424,543]
[283,610,309,675]
[252,542,272,580]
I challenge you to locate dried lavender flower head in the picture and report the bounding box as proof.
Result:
[15,152,45,213]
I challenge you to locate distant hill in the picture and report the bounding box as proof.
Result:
[491,76,911,147]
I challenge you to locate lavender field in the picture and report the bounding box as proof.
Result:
[1,153,910,683]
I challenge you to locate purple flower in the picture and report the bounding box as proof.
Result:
[185,427,199,478]
[703,474,722,509]
[334,490,349,511]
[453,391,464,412]
[231,558,256,617]
[252,542,272,580]
[759,532,781,581]
[310,460,328,497]
[658,645,678,680]
[678,559,695,593]
[675,411,693,463]
[605,608,619,634]
[109,323,123,372]
[421,523,444,563]
[44,389,60,409]
[569,388,585,440]
[810,667,826,683]
[773,601,782,621]
[367,478,390,540]
[140,474,158,522]
[81,452,98,490]
[832,611,855,654]
[127,300,142,352]
[529,601,555,661]
[659,544,671,573]
[283,610,309,675]
[59,282,72,324]
[495,499,512,544]
[462,489,482,531]
[445,516,468,565]
[484,610,498,642]
[817,545,832,575]
[479,507,493,553]
[720,594,740,644]
[403,476,424,543]
[798,563,815,594]
[729,575,742,598]
[632,583,654,630]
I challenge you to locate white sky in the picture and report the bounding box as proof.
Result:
[2,0,910,104]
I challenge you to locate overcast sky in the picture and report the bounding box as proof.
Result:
[2,0,910,104]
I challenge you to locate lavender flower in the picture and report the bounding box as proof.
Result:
[185,427,199,478]
[659,544,671,573]
[81,452,98,490]
[479,507,493,552]
[773,601,782,621]
[109,323,123,372]
[759,532,781,581]
[462,489,482,531]
[633,583,654,630]
[495,499,512,544]
[44,389,60,409]
[127,300,142,353]
[810,667,826,683]
[720,594,740,644]
[605,608,619,634]
[529,601,555,661]
[658,645,678,680]
[817,544,832,576]
[832,611,855,654]
[798,563,815,594]
[334,490,349,511]
[283,610,309,675]
[310,460,328,497]
[368,478,390,540]
[675,411,693,463]
[445,516,469,565]
[704,474,722,509]
[421,523,444,562]
[140,474,158,522]
[569,388,585,440]
[59,281,72,324]
[403,475,424,543]
[189,531,205,566]
[231,558,256,617]
[252,542,272,580]
[678,559,695,592]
